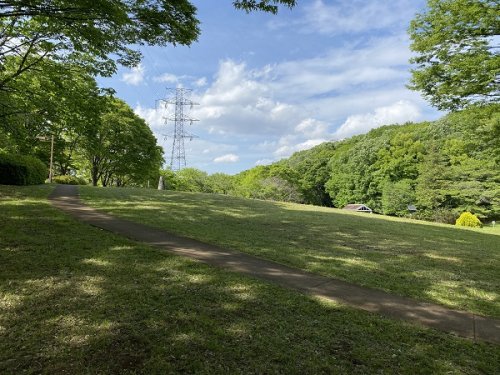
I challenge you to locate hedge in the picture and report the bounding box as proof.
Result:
[0,153,47,185]
[52,175,87,185]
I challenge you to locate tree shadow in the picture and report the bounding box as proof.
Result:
[78,187,500,318]
[0,190,499,373]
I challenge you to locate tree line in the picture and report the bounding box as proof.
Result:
[0,59,164,186]
[161,104,499,223]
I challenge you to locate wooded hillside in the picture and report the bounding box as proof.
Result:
[232,104,499,222]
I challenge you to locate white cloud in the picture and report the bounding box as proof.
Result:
[131,19,440,173]
[255,159,274,166]
[134,105,165,132]
[214,153,240,163]
[269,35,412,102]
[302,0,418,35]
[191,60,301,136]
[194,77,208,87]
[295,118,329,138]
[154,73,178,83]
[121,64,145,86]
[334,100,421,139]
[274,138,327,159]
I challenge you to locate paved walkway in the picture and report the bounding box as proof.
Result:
[49,185,499,344]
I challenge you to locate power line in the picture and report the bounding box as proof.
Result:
[157,88,199,171]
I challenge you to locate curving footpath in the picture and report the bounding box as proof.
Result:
[49,184,500,345]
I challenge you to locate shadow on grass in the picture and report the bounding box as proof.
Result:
[0,187,499,374]
[79,187,500,318]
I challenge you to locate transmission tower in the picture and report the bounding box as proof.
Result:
[157,88,198,171]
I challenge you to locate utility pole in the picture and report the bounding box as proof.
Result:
[157,88,198,171]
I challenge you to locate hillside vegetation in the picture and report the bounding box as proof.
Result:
[161,104,500,223]
[80,186,500,318]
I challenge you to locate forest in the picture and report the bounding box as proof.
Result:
[161,104,499,223]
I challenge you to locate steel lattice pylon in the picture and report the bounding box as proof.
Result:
[157,88,198,171]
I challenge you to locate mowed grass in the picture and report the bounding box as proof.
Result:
[80,186,500,318]
[0,185,499,374]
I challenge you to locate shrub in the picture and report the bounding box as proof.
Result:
[0,153,47,185]
[52,175,87,185]
[456,212,482,228]
[432,208,458,224]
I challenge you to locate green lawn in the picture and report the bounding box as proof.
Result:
[80,186,500,318]
[0,185,499,373]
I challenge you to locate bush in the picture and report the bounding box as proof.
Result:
[52,175,87,185]
[431,208,458,224]
[456,212,482,228]
[0,153,47,185]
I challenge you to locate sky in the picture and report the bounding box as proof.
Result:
[98,0,442,175]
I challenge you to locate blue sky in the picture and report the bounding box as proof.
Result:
[98,0,441,174]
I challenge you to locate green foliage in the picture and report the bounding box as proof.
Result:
[52,175,87,185]
[325,124,425,212]
[431,208,459,225]
[408,0,499,110]
[80,97,164,187]
[233,0,296,14]
[0,0,200,89]
[0,153,46,185]
[205,172,234,195]
[175,168,209,192]
[456,212,483,227]
[233,104,499,222]
[284,142,337,206]
[255,176,303,202]
[159,168,179,190]
[382,179,416,216]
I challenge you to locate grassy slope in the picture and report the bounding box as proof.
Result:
[0,185,499,374]
[80,186,500,318]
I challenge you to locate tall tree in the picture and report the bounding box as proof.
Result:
[408,0,499,110]
[80,97,163,186]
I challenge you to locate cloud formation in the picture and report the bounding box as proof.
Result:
[214,153,240,163]
[302,0,417,35]
[128,0,439,174]
[121,64,145,86]
[334,100,421,139]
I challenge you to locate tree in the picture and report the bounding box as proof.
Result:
[206,172,234,195]
[0,57,103,176]
[80,97,163,186]
[159,168,179,190]
[0,0,296,90]
[175,168,209,192]
[408,0,499,110]
[382,179,416,216]
[258,176,303,202]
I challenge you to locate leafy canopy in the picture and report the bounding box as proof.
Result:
[408,0,499,110]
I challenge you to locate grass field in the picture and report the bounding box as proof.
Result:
[1,185,499,373]
[80,186,500,318]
